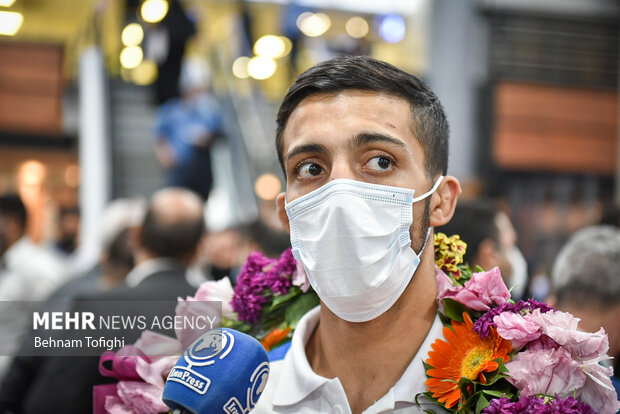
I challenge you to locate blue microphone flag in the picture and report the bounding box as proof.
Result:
[163,328,269,414]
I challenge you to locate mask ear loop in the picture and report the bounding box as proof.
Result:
[412,176,444,203]
[415,227,433,256]
[411,176,444,256]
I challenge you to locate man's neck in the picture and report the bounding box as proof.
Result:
[305,257,438,414]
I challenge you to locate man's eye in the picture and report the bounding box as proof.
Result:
[367,156,393,171]
[298,163,323,178]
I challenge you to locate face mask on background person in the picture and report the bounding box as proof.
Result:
[286,176,443,323]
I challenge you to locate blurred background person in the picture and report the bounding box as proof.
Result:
[145,0,197,105]
[548,225,620,402]
[45,197,146,301]
[50,205,80,257]
[437,199,528,300]
[153,57,224,201]
[0,197,145,413]
[13,187,205,414]
[0,194,66,378]
[200,219,290,283]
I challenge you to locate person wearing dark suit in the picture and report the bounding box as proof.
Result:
[0,188,206,414]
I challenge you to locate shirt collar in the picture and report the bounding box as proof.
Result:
[272,306,329,406]
[271,306,445,408]
[391,313,444,403]
[125,258,183,288]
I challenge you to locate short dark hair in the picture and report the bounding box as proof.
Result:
[275,55,449,178]
[107,228,134,270]
[437,200,500,264]
[0,193,27,231]
[139,205,205,261]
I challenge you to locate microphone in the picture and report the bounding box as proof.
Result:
[162,328,270,414]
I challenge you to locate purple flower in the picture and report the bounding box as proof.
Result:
[482,395,596,414]
[231,249,297,324]
[473,300,553,338]
[482,395,545,413]
[545,395,596,414]
[264,249,295,295]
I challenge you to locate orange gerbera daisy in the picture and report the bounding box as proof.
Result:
[425,313,512,408]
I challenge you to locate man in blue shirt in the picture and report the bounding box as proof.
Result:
[153,59,223,200]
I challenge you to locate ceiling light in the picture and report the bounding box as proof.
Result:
[0,11,23,36]
[121,23,144,47]
[247,56,276,80]
[141,0,169,24]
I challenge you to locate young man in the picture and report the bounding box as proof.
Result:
[254,56,461,413]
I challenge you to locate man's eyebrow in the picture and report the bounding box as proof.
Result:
[349,132,407,149]
[285,143,329,163]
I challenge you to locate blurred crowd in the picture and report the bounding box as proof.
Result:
[0,188,290,413]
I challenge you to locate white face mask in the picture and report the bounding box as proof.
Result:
[285,176,443,322]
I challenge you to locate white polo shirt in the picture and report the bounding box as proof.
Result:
[252,306,448,413]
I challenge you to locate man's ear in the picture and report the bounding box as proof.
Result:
[429,175,461,227]
[275,192,290,233]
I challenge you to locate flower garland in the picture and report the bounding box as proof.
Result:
[95,234,620,413]
[426,233,620,413]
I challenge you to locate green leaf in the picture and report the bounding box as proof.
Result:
[415,392,457,414]
[438,312,452,327]
[482,389,508,398]
[442,299,467,323]
[423,361,435,372]
[494,358,509,374]
[284,292,320,329]
[474,394,490,414]
[269,287,302,310]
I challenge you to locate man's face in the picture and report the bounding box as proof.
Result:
[277,90,433,249]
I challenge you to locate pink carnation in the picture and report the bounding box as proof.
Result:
[133,330,182,357]
[493,312,541,349]
[436,268,460,299]
[104,396,133,414]
[506,346,586,396]
[437,267,510,311]
[185,277,235,318]
[578,362,620,414]
[529,309,609,360]
[135,355,178,389]
[292,261,311,293]
[108,381,169,414]
[174,300,221,349]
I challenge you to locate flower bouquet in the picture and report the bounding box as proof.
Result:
[422,233,620,413]
[95,249,317,413]
[222,248,319,351]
